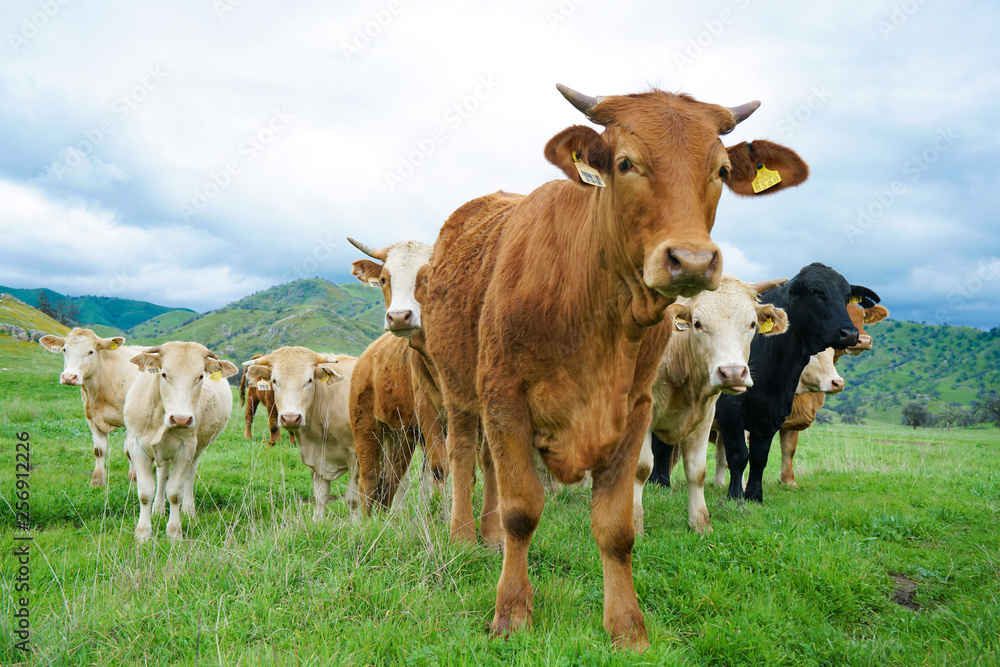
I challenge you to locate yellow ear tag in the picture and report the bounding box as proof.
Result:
[759,317,774,334]
[751,163,782,194]
[318,374,328,384]
[257,381,270,391]
[848,296,862,304]
[210,371,222,382]
[571,150,606,188]
[674,319,691,332]
[109,342,119,350]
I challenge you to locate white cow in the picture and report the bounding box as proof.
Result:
[39,328,145,486]
[635,277,789,534]
[244,347,358,521]
[124,342,237,542]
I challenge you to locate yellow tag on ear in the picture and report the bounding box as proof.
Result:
[759,317,774,334]
[572,150,606,188]
[319,374,328,384]
[210,371,222,382]
[864,312,874,323]
[848,296,862,304]
[751,164,782,193]
[674,319,691,332]
[109,342,119,350]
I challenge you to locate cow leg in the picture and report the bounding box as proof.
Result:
[590,396,650,650]
[181,454,199,517]
[312,472,331,521]
[479,435,503,548]
[482,399,543,637]
[446,409,480,544]
[124,444,136,483]
[415,392,448,505]
[134,449,156,543]
[346,453,360,516]
[384,431,416,511]
[718,417,748,501]
[152,459,170,515]
[648,431,672,488]
[86,419,110,487]
[355,409,385,515]
[680,414,714,534]
[779,429,799,487]
[744,428,775,503]
[166,448,194,539]
[266,397,281,447]
[711,431,727,487]
[243,394,255,439]
[633,429,654,536]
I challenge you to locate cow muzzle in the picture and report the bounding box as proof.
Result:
[646,241,722,297]
[846,334,872,355]
[167,413,194,428]
[279,412,304,429]
[715,364,751,394]
[833,326,860,349]
[59,373,81,386]
[385,309,418,336]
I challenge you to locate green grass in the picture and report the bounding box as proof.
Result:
[1,340,999,665]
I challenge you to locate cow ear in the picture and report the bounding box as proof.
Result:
[544,125,612,186]
[39,335,65,352]
[131,352,162,371]
[98,336,125,351]
[245,364,272,382]
[667,303,693,331]
[314,364,346,385]
[756,304,788,336]
[864,304,889,325]
[849,285,880,309]
[205,359,239,378]
[352,259,383,285]
[723,140,809,196]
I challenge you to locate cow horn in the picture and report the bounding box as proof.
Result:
[347,237,389,262]
[751,278,787,295]
[315,353,339,364]
[242,355,270,367]
[721,101,761,134]
[556,84,605,122]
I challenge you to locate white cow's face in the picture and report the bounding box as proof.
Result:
[244,347,344,430]
[351,240,433,337]
[40,328,125,386]
[796,348,844,395]
[668,277,788,394]
[131,342,238,430]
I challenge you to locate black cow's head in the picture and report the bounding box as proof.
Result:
[783,263,879,352]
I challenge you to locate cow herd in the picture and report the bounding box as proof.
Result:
[37,85,889,650]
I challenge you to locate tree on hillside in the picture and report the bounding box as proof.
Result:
[36,292,80,326]
[973,392,1000,428]
[936,405,969,430]
[902,401,934,429]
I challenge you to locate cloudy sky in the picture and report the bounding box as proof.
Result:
[1,0,998,328]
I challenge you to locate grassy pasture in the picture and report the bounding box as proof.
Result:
[1,336,999,665]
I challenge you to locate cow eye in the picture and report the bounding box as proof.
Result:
[719,166,730,179]
[693,320,703,331]
[618,158,632,172]
[88,350,94,355]
[379,277,387,287]
[308,377,313,383]
[161,372,167,379]
[750,321,757,329]
[198,374,204,381]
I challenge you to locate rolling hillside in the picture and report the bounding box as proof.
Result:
[129,279,385,361]
[0,293,69,336]
[0,285,195,331]
[826,320,1000,423]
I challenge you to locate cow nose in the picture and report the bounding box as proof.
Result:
[60,373,79,385]
[280,412,303,428]
[857,334,873,350]
[716,365,749,386]
[168,414,193,428]
[385,309,414,330]
[835,327,859,349]
[829,377,845,393]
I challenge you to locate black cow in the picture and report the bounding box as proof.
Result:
[715,263,879,503]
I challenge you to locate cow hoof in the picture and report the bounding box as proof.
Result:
[692,523,713,535]
[607,617,650,652]
[90,473,105,487]
[152,500,165,515]
[181,505,197,518]
[780,478,799,489]
[450,524,478,545]
[482,533,505,553]
[166,522,182,539]
[491,604,532,638]
[135,527,152,544]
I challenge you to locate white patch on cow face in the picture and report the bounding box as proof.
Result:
[157,358,207,430]
[268,363,318,430]
[682,282,757,393]
[381,241,432,335]
[59,331,102,386]
[796,348,844,394]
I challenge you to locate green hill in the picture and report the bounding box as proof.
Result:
[0,293,69,335]
[826,320,1000,423]
[0,285,195,331]
[129,279,385,362]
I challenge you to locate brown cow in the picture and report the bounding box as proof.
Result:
[348,238,449,512]
[777,303,889,486]
[239,355,295,447]
[422,84,808,648]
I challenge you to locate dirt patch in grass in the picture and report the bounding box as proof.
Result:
[875,439,936,447]
[890,573,920,610]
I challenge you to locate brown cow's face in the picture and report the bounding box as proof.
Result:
[351,241,433,336]
[841,303,890,357]
[548,89,809,299]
